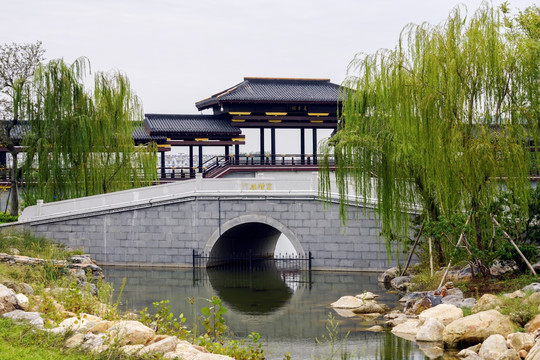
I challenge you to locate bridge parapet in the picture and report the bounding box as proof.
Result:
[19,172,377,223]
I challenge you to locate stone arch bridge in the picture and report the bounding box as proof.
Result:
[8,173,401,271]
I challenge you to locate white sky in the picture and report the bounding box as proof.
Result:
[1,0,535,153]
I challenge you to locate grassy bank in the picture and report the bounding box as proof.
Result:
[0,231,265,360]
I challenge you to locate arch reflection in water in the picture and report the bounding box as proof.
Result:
[202,261,310,315]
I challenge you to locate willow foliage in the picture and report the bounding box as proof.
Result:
[320,4,540,257]
[17,58,156,204]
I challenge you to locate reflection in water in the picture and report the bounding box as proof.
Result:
[206,264,299,314]
[103,266,433,360]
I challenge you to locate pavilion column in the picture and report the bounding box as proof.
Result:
[160,151,166,179]
[270,128,276,165]
[224,145,229,163]
[260,127,265,165]
[234,144,240,165]
[198,146,203,173]
[300,128,305,164]
[189,145,194,178]
[0,152,6,167]
[313,128,318,165]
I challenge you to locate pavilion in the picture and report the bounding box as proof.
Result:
[144,77,341,179]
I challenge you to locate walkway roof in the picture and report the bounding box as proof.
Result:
[144,114,242,137]
[195,77,342,110]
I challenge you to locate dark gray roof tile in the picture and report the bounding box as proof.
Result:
[196,77,341,110]
[144,114,241,137]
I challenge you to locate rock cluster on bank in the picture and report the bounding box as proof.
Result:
[0,254,234,360]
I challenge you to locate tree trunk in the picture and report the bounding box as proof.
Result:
[9,151,18,216]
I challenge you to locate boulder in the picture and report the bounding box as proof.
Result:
[121,344,145,355]
[446,287,464,298]
[443,310,516,348]
[503,290,525,299]
[0,284,19,315]
[351,301,389,314]
[478,334,508,360]
[390,276,411,291]
[391,319,421,336]
[419,304,463,326]
[355,292,378,301]
[139,336,179,355]
[526,314,540,333]
[490,260,518,277]
[378,267,399,283]
[458,349,479,358]
[81,333,105,350]
[87,320,115,333]
[526,341,540,360]
[58,314,101,333]
[15,294,29,310]
[506,332,534,352]
[399,291,426,303]
[3,282,34,295]
[65,333,85,348]
[495,349,520,360]
[385,314,417,328]
[406,294,443,314]
[1,310,44,328]
[331,296,364,309]
[415,318,444,342]
[522,283,540,293]
[461,298,477,309]
[107,320,155,346]
[472,294,503,313]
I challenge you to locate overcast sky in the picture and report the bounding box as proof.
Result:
[1,0,535,153]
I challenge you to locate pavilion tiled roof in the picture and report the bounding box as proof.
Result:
[144,114,242,137]
[195,77,342,110]
[132,126,167,143]
[0,121,165,144]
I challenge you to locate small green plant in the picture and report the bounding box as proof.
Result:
[140,299,189,338]
[200,296,228,342]
[314,313,351,360]
[204,332,264,360]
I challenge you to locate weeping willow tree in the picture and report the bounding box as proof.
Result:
[320,3,540,269]
[16,58,157,204]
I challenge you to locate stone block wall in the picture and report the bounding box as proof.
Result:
[11,195,404,271]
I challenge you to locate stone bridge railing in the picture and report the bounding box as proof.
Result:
[19,173,377,223]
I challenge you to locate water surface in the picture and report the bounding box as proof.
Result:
[103,266,438,359]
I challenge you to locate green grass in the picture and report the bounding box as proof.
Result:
[0,317,93,360]
[0,318,163,360]
[0,230,83,260]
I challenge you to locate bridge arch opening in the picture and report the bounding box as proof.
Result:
[205,214,304,262]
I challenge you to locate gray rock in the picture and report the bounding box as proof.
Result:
[416,318,445,342]
[82,333,106,349]
[495,349,520,360]
[399,291,426,303]
[0,284,19,315]
[378,267,399,284]
[522,283,540,293]
[2,310,44,328]
[461,298,477,309]
[391,276,411,291]
[478,334,508,360]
